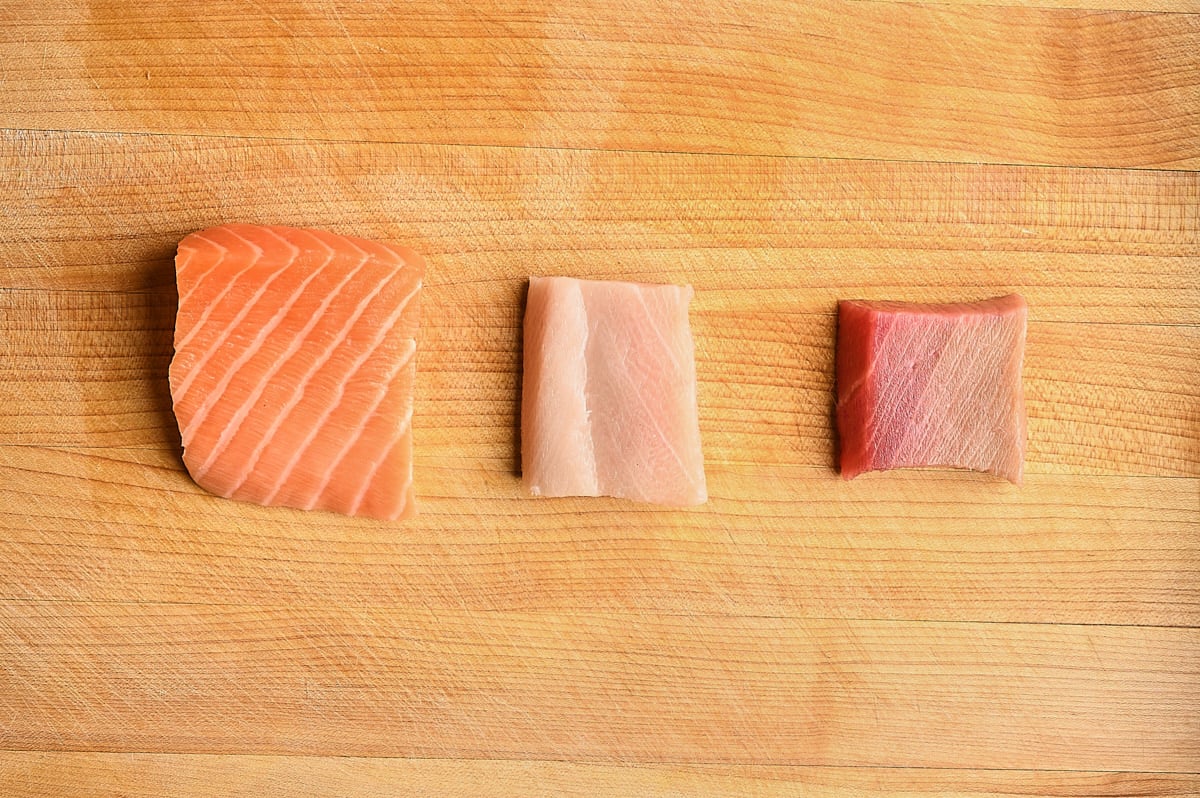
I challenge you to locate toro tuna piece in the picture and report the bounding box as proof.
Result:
[521,276,707,506]
[836,295,1028,483]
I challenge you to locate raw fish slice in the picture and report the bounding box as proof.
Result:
[522,276,707,506]
[170,224,425,520]
[836,294,1027,483]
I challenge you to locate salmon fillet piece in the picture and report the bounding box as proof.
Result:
[169,224,425,520]
[836,294,1028,483]
[521,276,707,506]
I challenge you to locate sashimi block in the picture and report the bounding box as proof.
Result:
[169,224,425,520]
[521,276,707,506]
[836,294,1028,483]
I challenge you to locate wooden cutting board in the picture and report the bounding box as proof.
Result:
[1,1,1197,794]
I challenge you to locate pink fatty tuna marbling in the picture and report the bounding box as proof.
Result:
[836,294,1028,484]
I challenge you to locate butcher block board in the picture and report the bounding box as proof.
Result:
[1,1,1198,795]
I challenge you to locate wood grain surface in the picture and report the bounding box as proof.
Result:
[1,0,1198,795]
[6,754,1200,798]
[3,1,1199,167]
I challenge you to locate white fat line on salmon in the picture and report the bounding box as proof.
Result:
[176,236,227,307]
[179,227,308,443]
[261,277,422,505]
[191,228,343,480]
[345,393,415,518]
[350,445,412,521]
[174,244,199,288]
[172,230,245,359]
[305,338,417,511]
[220,240,383,497]
[172,234,232,387]
[175,235,226,306]
[173,228,281,405]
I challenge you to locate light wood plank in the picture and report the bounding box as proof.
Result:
[1,130,1197,305]
[0,1,1196,167]
[0,601,1196,770]
[2,752,1198,798]
[919,0,1198,10]
[1,446,1195,625]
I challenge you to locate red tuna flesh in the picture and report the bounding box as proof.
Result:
[836,295,1028,483]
